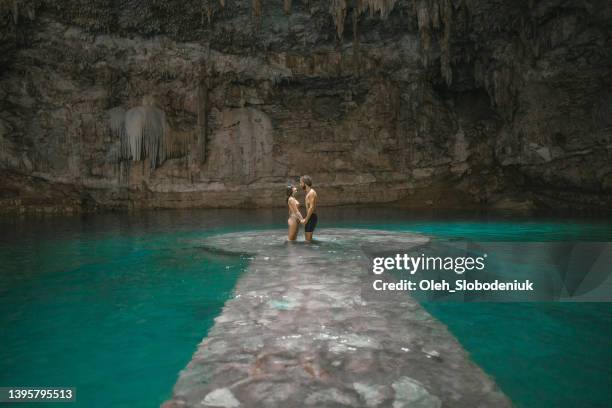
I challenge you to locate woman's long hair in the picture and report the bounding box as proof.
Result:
[286,185,294,204]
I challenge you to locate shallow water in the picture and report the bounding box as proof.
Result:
[1,208,611,407]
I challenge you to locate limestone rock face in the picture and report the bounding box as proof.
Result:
[0,0,611,212]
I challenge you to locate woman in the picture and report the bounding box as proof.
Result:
[286,184,304,241]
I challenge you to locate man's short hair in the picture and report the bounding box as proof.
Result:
[300,175,312,187]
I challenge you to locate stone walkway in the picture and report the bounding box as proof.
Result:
[163,229,511,408]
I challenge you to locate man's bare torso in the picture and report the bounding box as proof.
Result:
[306,189,318,214]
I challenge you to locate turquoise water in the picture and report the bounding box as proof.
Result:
[1,208,611,407]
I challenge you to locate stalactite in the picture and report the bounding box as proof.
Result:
[430,0,440,29]
[439,0,453,86]
[219,0,225,7]
[416,0,454,86]
[491,64,519,121]
[197,76,208,163]
[357,0,397,19]
[416,0,432,66]
[109,106,126,162]
[201,0,212,24]
[109,107,125,138]
[326,0,399,44]
[119,160,128,186]
[252,0,262,30]
[108,97,171,170]
[1,0,37,26]
[26,0,33,19]
[330,0,347,41]
[284,0,291,15]
[12,0,19,24]
[352,5,360,62]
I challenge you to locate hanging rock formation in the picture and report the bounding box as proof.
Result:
[109,96,171,170]
[0,0,611,212]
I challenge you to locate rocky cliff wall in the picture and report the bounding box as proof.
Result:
[0,0,611,213]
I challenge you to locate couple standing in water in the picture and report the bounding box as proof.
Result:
[286,175,318,242]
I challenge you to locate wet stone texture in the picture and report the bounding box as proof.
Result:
[163,229,511,408]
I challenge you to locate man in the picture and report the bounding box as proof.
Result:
[299,175,318,242]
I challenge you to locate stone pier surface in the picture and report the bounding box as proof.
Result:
[163,229,511,408]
